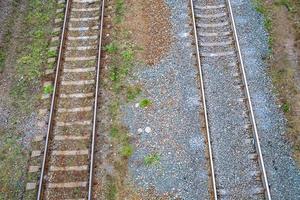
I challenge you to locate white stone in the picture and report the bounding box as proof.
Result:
[135,103,139,108]
[137,128,143,133]
[145,127,152,133]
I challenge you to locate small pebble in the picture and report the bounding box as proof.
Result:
[145,127,152,133]
[138,128,143,133]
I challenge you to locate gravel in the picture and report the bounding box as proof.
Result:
[194,0,265,199]
[231,0,300,199]
[122,0,210,199]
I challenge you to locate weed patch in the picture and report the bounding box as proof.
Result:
[43,84,54,94]
[115,0,124,23]
[139,98,152,108]
[126,85,141,101]
[104,42,118,54]
[144,153,160,166]
[282,102,291,113]
[106,181,117,200]
[120,144,134,157]
[275,0,294,12]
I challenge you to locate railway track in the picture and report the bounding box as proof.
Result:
[190,0,271,199]
[37,0,105,199]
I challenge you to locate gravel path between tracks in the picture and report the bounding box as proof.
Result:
[231,0,300,199]
[122,0,210,199]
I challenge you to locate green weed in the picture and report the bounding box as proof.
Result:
[121,49,134,61]
[47,49,57,57]
[275,0,294,12]
[139,98,152,108]
[106,182,117,200]
[32,29,45,39]
[126,85,141,101]
[43,84,54,94]
[104,43,118,53]
[282,102,291,113]
[115,0,124,23]
[144,153,160,166]
[120,144,134,157]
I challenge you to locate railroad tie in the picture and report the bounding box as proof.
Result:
[70,17,98,22]
[63,67,95,73]
[195,13,226,18]
[201,51,234,57]
[61,79,95,86]
[194,4,225,10]
[67,45,97,50]
[54,135,89,140]
[65,56,97,61]
[68,26,98,31]
[198,31,231,37]
[56,121,92,126]
[48,181,87,188]
[73,0,100,3]
[52,150,89,156]
[72,7,100,12]
[60,93,94,98]
[197,21,229,28]
[50,165,88,171]
[67,35,98,41]
[57,107,92,113]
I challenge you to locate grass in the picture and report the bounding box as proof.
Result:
[106,182,117,200]
[126,85,141,101]
[104,42,118,53]
[282,102,291,113]
[252,0,273,45]
[43,84,54,94]
[139,98,152,108]
[115,0,124,23]
[121,49,134,61]
[144,153,160,166]
[275,0,294,12]
[47,49,57,57]
[120,144,134,157]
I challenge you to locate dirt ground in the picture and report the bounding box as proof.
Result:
[264,0,300,165]
[124,0,172,65]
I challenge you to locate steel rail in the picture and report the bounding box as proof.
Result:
[226,0,271,199]
[88,0,105,199]
[37,0,71,199]
[190,0,218,199]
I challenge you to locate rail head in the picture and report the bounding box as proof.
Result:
[36,0,71,199]
[189,0,218,199]
[88,0,105,199]
[226,0,271,199]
